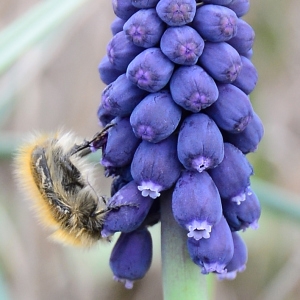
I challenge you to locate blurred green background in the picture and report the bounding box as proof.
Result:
[1,0,300,299]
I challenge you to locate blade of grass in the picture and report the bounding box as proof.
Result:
[0,0,91,75]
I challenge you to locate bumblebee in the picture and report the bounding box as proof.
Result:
[14,125,113,247]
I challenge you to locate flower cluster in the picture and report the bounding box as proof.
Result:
[96,0,263,288]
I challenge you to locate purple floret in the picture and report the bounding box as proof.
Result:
[160,25,204,65]
[130,90,182,143]
[170,65,219,112]
[187,217,234,274]
[192,4,238,42]
[227,18,255,55]
[101,117,141,168]
[223,112,264,154]
[232,55,258,95]
[102,181,154,236]
[131,0,160,8]
[112,0,139,20]
[101,74,148,117]
[98,55,124,85]
[126,47,174,92]
[218,232,248,280]
[224,0,250,17]
[109,228,152,289]
[198,42,242,83]
[107,31,143,72]
[172,170,222,239]
[202,0,233,4]
[177,113,224,172]
[123,8,165,48]
[110,17,126,35]
[208,143,253,202]
[205,83,254,133]
[156,0,196,26]
[222,187,261,231]
[131,135,182,199]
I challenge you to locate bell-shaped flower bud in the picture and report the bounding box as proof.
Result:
[98,55,123,85]
[130,90,182,143]
[198,42,242,83]
[205,83,254,133]
[177,113,224,172]
[107,31,143,71]
[217,232,248,280]
[170,65,219,112]
[223,187,261,231]
[126,47,174,92]
[232,55,258,95]
[131,135,182,199]
[202,0,233,4]
[97,103,115,127]
[110,17,126,36]
[160,25,204,65]
[172,170,222,240]
[187,217,234,274]
[131,0,160,8]
[192,4,238,42]
[225,0,250,17]
[227,18,255,55]
[102,181,154,236]
[112,0,139,20]
[109,228,152,289]
[223,112,264,154]
[101,74,148,117]
[208,143,253,204]
[124,8,165,48]
[101,117,141,168]
[156,0,196,26]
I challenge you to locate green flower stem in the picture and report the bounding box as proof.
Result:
[161,189,209,300]
[0,0,90,75]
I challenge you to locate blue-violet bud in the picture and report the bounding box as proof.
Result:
[101,74,148,117]
[198,42,242,83]
[112,0,139,20]
[217,232,248,280]
[131,0,160,8]
[225,0,250,17]
[156,0,196,26]
[123,8,165,48]
[222,187,261,231]
[160,25,204,65]
[130,90,182,143]
[232,55,258,95]
[131,135,182,199]
[101,117,141,168]
[187,216,234,274]
[126,47,174,92]
[205,83,254,133]
[172,170,222,240]
[192,4,238,42]
[223,112,264,154]
[110,17,126,35]
[107,31,143,72]
[227,18,255,55]
[177,113,224,172]
[170,65,219,112]
[202,0,233,4]
[98,55,123,85]
[102,181,154,236]
[208,143,253,203]
[109,228,152,289]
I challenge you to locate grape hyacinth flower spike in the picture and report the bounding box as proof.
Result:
[94,0,263,292]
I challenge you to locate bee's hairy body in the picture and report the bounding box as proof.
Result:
[15,131,109,247]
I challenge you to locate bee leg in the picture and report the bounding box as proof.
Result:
[69,123,114,158]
